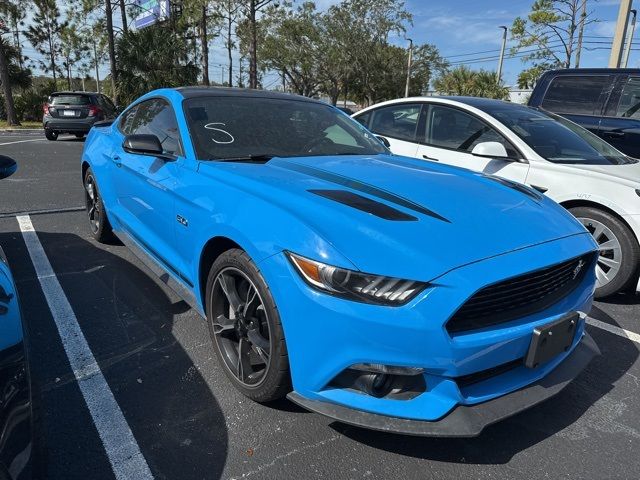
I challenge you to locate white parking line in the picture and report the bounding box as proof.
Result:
[587,317,640,344]
[0,138,45,146]
[17,215,154,480]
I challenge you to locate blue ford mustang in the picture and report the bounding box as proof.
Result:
[81,87,600,436]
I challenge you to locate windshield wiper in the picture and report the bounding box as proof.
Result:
[213,154,275,163]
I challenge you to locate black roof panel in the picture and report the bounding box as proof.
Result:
[175,86,320,104]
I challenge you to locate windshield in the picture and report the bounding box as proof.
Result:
[478,104,635,165]
[50,94,91,106]
[183,96,387,160]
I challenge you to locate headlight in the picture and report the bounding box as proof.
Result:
[287,252,427,306]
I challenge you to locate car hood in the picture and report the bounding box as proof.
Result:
[199,154,588,281]
[567,161,640,185]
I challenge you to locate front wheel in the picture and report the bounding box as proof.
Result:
[206,249,291,402]
[570,206,639,298]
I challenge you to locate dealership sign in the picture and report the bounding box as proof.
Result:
[134,0,170,29]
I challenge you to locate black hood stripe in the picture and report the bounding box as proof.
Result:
[308,189,418,221]
[280,162,450,223]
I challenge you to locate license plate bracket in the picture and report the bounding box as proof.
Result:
[525,313,579,368]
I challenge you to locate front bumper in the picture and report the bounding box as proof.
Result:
[287,331,599,437]
[259,232,597,425]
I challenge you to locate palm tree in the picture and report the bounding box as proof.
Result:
[115,25,199,105]
[434,66,509,100]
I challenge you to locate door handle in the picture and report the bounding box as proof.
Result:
[603,131,625,138]
[111,154,122,167]
[422,154,439,161]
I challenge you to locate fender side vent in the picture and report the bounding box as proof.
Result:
[309,189,417,221]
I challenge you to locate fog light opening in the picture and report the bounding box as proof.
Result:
[356,373,394,398]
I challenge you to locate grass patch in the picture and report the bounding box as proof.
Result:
[0,121,42,129]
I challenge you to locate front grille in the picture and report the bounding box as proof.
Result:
[446,253,595,334]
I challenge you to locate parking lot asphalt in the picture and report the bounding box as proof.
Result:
[0,131,639,480]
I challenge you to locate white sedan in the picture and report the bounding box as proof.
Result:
[353,96,640,298]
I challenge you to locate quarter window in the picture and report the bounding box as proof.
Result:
[426,105,518,157]
[541,75,608,115]
[615,77,640,118]
[369,104,421,141]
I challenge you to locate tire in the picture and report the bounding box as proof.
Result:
[83,167,114,243]
[44,129,57,141]
[569,206,639,298]
[206,249,291,402]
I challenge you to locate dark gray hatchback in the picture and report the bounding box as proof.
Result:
[42,92,118,141]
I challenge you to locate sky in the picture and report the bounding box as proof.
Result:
[17,0,638,90]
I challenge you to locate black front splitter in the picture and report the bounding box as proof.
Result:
[287,332,599,437]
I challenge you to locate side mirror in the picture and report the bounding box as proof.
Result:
[0,155,17,180]
[122,134,174,160]
[471,141,509,159]
[375,135,391,148]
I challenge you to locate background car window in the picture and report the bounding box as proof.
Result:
[50,94,91,106]
[129,99,183,156]
[118,105,139,135]
[426,105,518,157]
[354,111,371,127]
[370,104,421,141]
[541,75,608,115]
[615,77,640,118]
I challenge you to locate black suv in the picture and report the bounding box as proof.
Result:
[529,68,640,158]
[43,91,118,141]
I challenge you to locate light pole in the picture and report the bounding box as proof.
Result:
[497,26,507,84]
[609,0,633,68]
[404,38,413,98]
[623,9,638,68]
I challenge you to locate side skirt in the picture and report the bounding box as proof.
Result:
[115,229,206,318]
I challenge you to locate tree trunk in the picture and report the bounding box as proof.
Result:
[119,0,128,34]
[105,0,118,103]
[227,14,233,86]
[67,60,72,89]
[0,40,20,126]
[201,5,209,85]
[249,0,258,89]
[47,24,57,84]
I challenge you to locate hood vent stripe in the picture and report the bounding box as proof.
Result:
[308,189,418,221]
[280,162,450,223]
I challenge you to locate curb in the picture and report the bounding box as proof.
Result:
[0,129,43,133]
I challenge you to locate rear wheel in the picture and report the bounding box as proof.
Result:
[570,206,639,298]
[83,168,114,243]
[206,249,291,402]
[44,129,57,141]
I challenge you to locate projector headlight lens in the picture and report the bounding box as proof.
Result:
[287,252,427,306]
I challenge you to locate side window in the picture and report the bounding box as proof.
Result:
[426,105,518,157]
[541,75,608,115]
[118,105,139,135]
[130,99,183,156]
[369,104,421,141]
[615,77,640,118]
[354,111,371,128]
